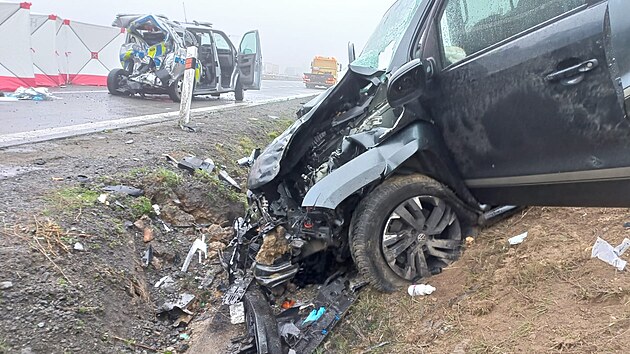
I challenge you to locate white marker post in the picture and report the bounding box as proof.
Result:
[178,46,198,130]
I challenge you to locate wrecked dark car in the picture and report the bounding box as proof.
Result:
[226,0,630,352]
[108,14,262,102]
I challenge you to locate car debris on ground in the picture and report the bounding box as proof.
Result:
[102,185,144,197]
[6,87,60,101]
[508,232,528,245]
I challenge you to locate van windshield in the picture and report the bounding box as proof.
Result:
[351,0,423,72]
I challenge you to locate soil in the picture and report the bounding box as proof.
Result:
[327,207,630,353]
[0,99,305,354]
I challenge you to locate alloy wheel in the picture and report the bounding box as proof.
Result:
[381,195,462,281]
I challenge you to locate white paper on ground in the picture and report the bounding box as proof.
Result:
[591,237,627,271]
[229,302,245,324]
[508,232,528,245]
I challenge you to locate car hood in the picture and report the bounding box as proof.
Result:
[247,88,334,190]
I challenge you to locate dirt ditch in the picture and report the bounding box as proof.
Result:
[0,99,303,353]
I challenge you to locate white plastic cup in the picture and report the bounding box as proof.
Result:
[407,284,436,297]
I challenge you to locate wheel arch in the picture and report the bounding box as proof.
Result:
[301,121,481,219]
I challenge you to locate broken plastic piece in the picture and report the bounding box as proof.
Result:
[142,245,153,267]
[219,170,241,191]
[237,148,261,167]
[229,302,245,324]
[303,307,326,325]
[154,275,176,289]
[177,156,215,174]
[181,235,207,272]
[73,242,85,251]
[508,232,528,245]
[614,238,630,256]
[152,204,161,216]
[158,293,195,315]
[591,237,627,271]
[103,185,144,197]
[97,194,109,204]
[279,322,300,338]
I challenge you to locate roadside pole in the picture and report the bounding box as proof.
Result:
[178,46,198,130]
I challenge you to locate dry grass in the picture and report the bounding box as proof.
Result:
[327,207,630,353]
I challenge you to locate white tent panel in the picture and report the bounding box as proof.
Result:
[31,14,61,86]
[0,2,35,91]
[61,19,124,86]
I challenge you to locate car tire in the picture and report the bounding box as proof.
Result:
[107,69,127,96]
[350,174,465,293]
[167,77,183,103]
[235,81,244,101]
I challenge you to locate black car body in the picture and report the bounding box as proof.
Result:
[232,0,630,319]
[107,14,262,102]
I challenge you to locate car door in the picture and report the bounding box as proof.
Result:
[424,0,630,207]
[237,30,262,90]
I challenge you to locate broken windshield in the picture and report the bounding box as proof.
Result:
[351,0,423,73]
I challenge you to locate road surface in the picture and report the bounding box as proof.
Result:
[0,80,318,136]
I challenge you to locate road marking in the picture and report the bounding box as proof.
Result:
[53,90,109,94]
[0,93,316,148]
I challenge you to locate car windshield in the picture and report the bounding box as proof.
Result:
[351,0,423,72]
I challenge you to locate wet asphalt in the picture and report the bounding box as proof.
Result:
[0,80,319,136]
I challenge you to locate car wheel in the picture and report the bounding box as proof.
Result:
[235,81,244,101]
[350,174,464,292]
[107,69,127,96]
[167,77,183,103]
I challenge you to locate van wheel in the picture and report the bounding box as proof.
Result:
[168,77,183,103]
[350,175,464,292]
[107,69,127,96]
[235,81,244,101]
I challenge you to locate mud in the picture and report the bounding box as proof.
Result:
[0,98,305,353]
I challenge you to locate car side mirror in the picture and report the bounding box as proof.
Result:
[348,42,356,64]
[387,58,434,109]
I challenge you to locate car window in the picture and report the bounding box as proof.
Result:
[240,32,257,55]
[196,32,212,46]
[438,0,587,66]
[213,33,231,51]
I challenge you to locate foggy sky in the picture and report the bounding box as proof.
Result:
[27,0,396,72]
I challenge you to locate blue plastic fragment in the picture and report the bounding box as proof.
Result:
[321,329,328,335]
[302,307,326,325]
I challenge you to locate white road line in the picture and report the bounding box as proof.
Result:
[53,90,109,94]
[0,93,316,148]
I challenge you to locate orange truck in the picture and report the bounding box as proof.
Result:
[303,56,341,88]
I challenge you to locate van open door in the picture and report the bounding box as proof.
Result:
[237,30,262,90]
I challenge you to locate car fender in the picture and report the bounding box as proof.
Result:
[301,121,479,210]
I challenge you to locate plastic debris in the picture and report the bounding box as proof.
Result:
[408,284,436,297]
[0,96,18,102]
[154,276,176,289]
[229,302,245,324]
[592,237,628,271]
[219,170,241,191]
[281,299,296,309]
[280,322,300,338]
[97,194,109,205]
[303,307,326,325]
[103,185,144,197]
[7,87,59,101]
[237,148,261,167]
[179,333,190,340]
[181,235,208,272]
[73,242,85,251]
[158,293,195,315]
[177,156,215,174]
[508,232,528,245]
[614,238,630,256]
[142,245,154,267]
[152,204,161,216]
[0,281,13,290]
[465,236,475,245]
